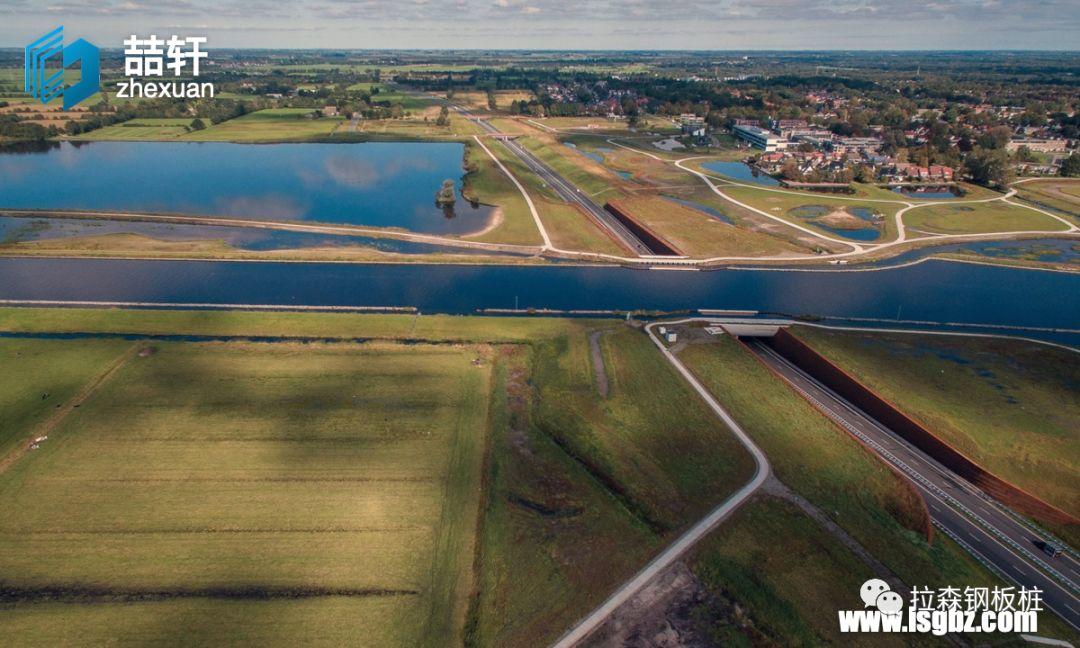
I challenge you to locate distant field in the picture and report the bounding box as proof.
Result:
[528,116,632,132]
[449,90,534,111]
[0,339,491,646]
[180,109,343,142]
[793,327,1080,519]
[343,83,434,112]
[73,118,195,141]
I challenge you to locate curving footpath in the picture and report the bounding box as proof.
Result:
[551,319,771,647]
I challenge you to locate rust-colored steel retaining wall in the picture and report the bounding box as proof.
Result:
[766,329,1078,527]
[602,201,681,256]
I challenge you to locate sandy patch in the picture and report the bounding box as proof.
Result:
[462,206,504,239]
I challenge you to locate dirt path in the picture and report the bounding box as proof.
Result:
[589,330,611,398]
[0,343,140,475]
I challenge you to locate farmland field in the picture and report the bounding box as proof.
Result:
[0,339,492,646]
[0,309,1051,645]
[73,118,196,141]
[180,109,344,142]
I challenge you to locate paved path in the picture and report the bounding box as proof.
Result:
[552,319,771,647]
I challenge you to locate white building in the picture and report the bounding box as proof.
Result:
[733,124,787,152]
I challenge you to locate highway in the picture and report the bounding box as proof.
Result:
[453,107,662,256]
[742,336,1080,632]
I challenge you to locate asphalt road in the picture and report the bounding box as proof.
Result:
[744,337,1080,632]
[454,108,662,256]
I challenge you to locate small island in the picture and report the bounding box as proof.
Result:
[435,179,456,206]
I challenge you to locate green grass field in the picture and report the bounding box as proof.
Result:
[720,184,901,242]
[0,337,132,459]
[472,325,756,646]
[1013,179,1080,220]
[677,333,1005,597]
[690,498,911,647]
[0,310,758,646]
[1,309,1061,644]
[903,201,1068,234]
[180,109,343,142]
[0,339,491,646]
[460,140,543,246]
[612,195,803,257]
[792,327,1080,519]
[73,118,197,141]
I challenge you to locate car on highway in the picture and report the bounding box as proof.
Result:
[1035,540,1063,558]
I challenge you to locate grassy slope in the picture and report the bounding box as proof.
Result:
[516,134,625,199]
[793,327,1080,518]
[690,498,910,647]
[678,336,1000,596]
[470,347,659,646]
[473,325,755,646]
[0,340,489,647]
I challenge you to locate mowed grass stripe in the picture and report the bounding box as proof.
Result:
[29,439,449,480]
[0,529,433,591]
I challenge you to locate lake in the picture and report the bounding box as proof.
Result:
[893,187,963,200]
[1,257,1076,345]
[701,161,781,186]
[0,141,494,235]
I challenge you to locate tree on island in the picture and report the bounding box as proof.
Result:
[190,118,206,131]
[436,105,449,127]
[435,179,456,206]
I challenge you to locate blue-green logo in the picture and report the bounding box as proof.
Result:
[24,26,100,110]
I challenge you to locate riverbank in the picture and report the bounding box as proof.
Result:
[2,211,1077,273]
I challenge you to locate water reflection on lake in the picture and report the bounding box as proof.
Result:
[0,141,493,235]
[700,161,781,186]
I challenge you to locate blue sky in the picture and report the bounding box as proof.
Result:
[3,0,1079,50]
